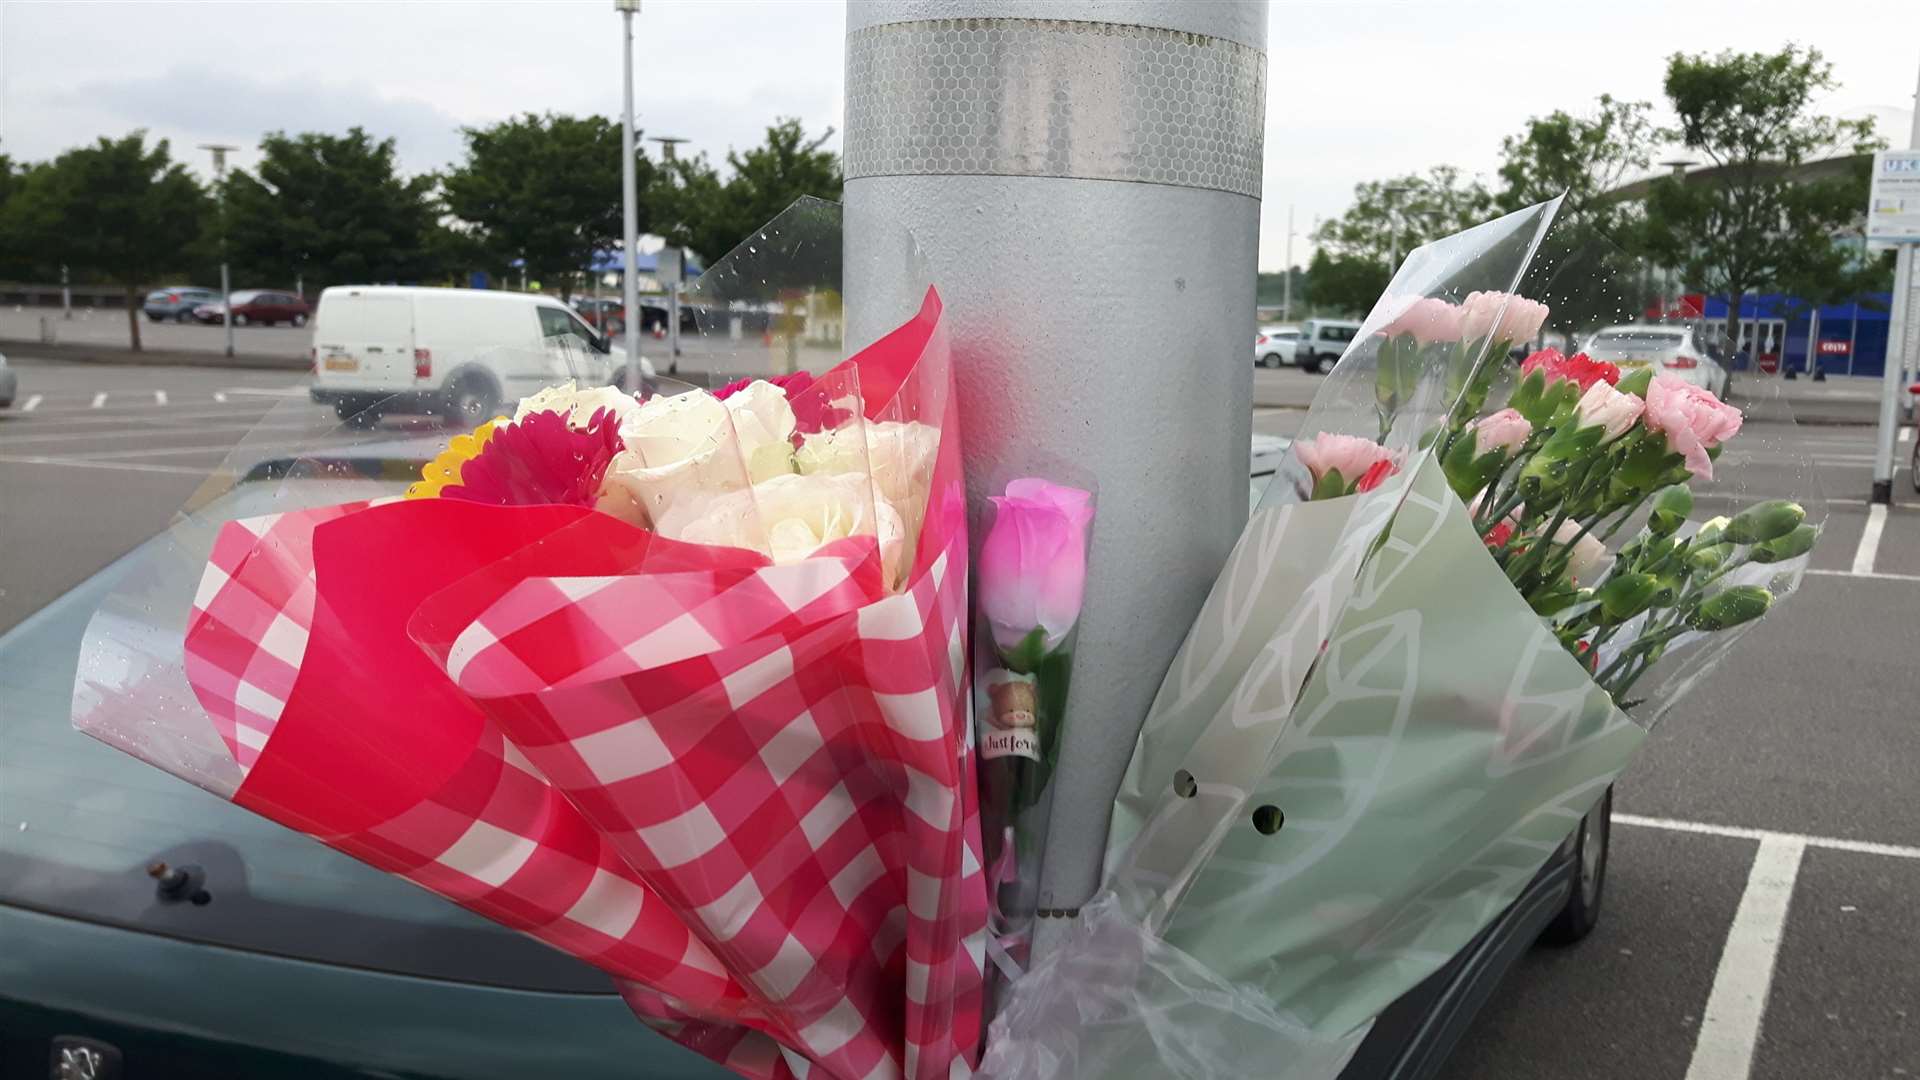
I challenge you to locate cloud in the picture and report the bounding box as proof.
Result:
[56,67,468,176]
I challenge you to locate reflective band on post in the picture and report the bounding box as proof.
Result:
[845,17,1267,197]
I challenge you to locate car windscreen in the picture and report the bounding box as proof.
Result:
[1,420,614,994]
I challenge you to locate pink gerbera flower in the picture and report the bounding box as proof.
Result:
[439,407,624,508]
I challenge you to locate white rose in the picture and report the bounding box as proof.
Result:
[722,380,799,483]
[795,420,940,513]
[513,381,641,430]
[601,391,742,526]
[659,471,909,587]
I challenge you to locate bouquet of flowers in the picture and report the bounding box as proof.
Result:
[74,203,991,1080]
[981,199,1820,1078]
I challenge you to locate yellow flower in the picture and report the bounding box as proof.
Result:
[406,417,508,498]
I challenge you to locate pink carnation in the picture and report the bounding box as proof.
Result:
[1381,297,1466,344]
[1461,291,1550,345]
[1522,349,1620,392]
[1642,374,1742,481]
[1294,432,1399,495]
[1471,408,1533,456]
[1572,382,1645,443]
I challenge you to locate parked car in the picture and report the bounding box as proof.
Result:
[193,290,314,328]
[142,286,219,322]
[0,351,15,408]
[1293,319,1363,374]
[1255,325,1299,368]
[575,298,687,337]
[1580,325,1730,397]
[308,285,654,426]
[0,436,1615,1079]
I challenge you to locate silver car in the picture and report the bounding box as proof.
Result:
[0,351,15,409]
[1581,325,1730,397]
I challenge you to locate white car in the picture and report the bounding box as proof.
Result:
[1292,319,1362,374]
[1254,325,1299,368]
[1580,325,1729,397]
[308,286,654,426]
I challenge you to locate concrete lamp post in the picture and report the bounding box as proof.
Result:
[843,0,1268,953]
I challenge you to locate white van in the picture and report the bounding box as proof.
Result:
[308,286,654,425]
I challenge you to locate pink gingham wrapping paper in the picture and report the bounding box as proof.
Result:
[433,527,987,1080]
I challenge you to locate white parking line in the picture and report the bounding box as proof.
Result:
[90,392,106,409]
[1617,813,1920,861]
[20,394,41,413]
[1683,834,1806,1080]
[1902,427,1913,444]
[0,453,210,477]
[1806,567,1920,583]
[217,386,308,397]
[1851,503,1887,575]
[154,390,167,406]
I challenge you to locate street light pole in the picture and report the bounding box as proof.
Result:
[615,0,643,393]
[651,135,689,375]
[1282,203,1294,323]
[1871,59,1920,504]
[199,143,237,358]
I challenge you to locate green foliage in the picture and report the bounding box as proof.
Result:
[654,118,842,266]
[1304,248,1389,317]
[224,128,445,291]
[1255,267,1307,309]
[1314,165,1495,266]
[444,113,654,298]
[1639,46,1884,342]
[0,132,208,349]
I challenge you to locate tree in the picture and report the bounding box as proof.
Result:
[223,128,444,293]
[0,154,35,280]
[1313,166,1494,269]
[1639,46,1881,354]
[1,133,207,350]
[1497,95,1655,234]
[1497,96,1661,345]
[443,113,654,299]
[1304,249,1389,317]
[656,118,843,266]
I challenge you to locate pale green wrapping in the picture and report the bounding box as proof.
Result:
[1111,462,1644,1037]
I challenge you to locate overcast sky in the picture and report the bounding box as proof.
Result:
[0,1,1913,270]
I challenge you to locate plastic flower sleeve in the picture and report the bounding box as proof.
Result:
[968,467,1097,986]
[1504,229,1828,727]
[74,199,989,1080]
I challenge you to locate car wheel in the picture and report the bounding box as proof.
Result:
[232,313,249,327]
[175,310,194,323]
[292,313,308,328]
[1261,353,1282,369]
[1542,786,1612,945]
[147,313,165,322]
[1302,353,1325,375]
[443,374,501,427]
[1909,437,1918,494]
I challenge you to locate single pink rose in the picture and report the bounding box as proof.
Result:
[1293,432,1399,496]
[1471,407,1533,456]
[1381,297,1466,345]
[1573,382,1645,443]
[980,477,1095,654]
[1642,374,1743,481]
